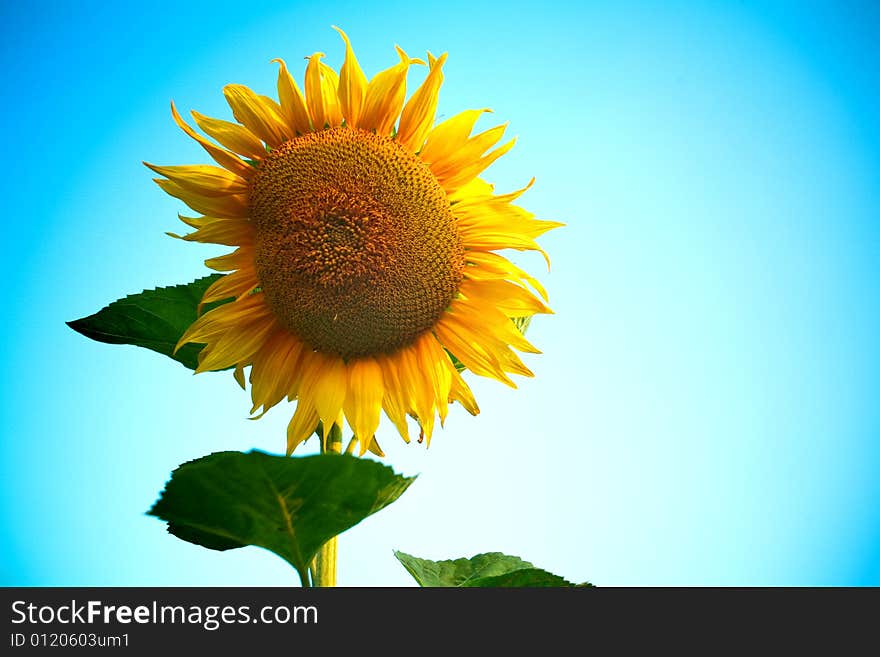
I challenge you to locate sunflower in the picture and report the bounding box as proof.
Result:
[146,27,560,457]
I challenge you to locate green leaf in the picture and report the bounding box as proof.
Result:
[467,568,579,587]
[66,274,228,370]
[394,551,532,586]
[149,451,415,586]
[394,551,589,587]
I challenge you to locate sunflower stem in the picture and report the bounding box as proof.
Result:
[313,423,343,587]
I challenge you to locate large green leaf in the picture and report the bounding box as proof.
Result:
[66,274,227,370]
[149,451,415,586]
[394,551,589,587]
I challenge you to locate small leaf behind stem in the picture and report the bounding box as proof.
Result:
[394,551,590,587]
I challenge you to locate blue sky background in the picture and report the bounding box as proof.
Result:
[1,0,878,586]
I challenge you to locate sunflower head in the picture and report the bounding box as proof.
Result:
[146,27,562,457]
[251,127,464,359]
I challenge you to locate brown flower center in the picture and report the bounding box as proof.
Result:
[250,127,464,359]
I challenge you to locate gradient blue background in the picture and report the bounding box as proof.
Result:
[1,0,878,586]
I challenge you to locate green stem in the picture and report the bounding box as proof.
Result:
[313,423,343,587]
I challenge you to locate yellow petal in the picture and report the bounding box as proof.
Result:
[272,58,312,134]
[416,333,452,431]
[223,84,291,147]
[366,436,385,457]
[305,53,343,129]
[320,63,343,127]
[464,250,548,301]
[332,26,367,127]
[419,108,491,165]
[233,363,246,389]
[358,47,416,136]
[153,179,248,219]
[204,247,253,272]
[434,315,516,386]
[440,137,517,193]
[460,278,552,316]
[376,355,411,443]
[450,308,535,378]
[453,177,534,210]
[250,332,305,416]
[174,217,253,246]
[176,292,269,351]
[446,360,479,416]
[449,295,541,355]
[284,347,309,402]
[144,163,247,197]
[248,329,290,404]
[304,53,326,129]
[195,314,275,373]
[454,188,563,268]
[287,400,319,455]
[449,176,495,202]
[398,340,436,442]
[200,268,258,308]
[191,111,267,160]
[398,52,447,152]
[342,357,384,454]
[477,177,534,204]
[431,123,507,179]
[175,214,210,230]
[298,351,347,437]
[170,101,253,179]
[458,230,557,269]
